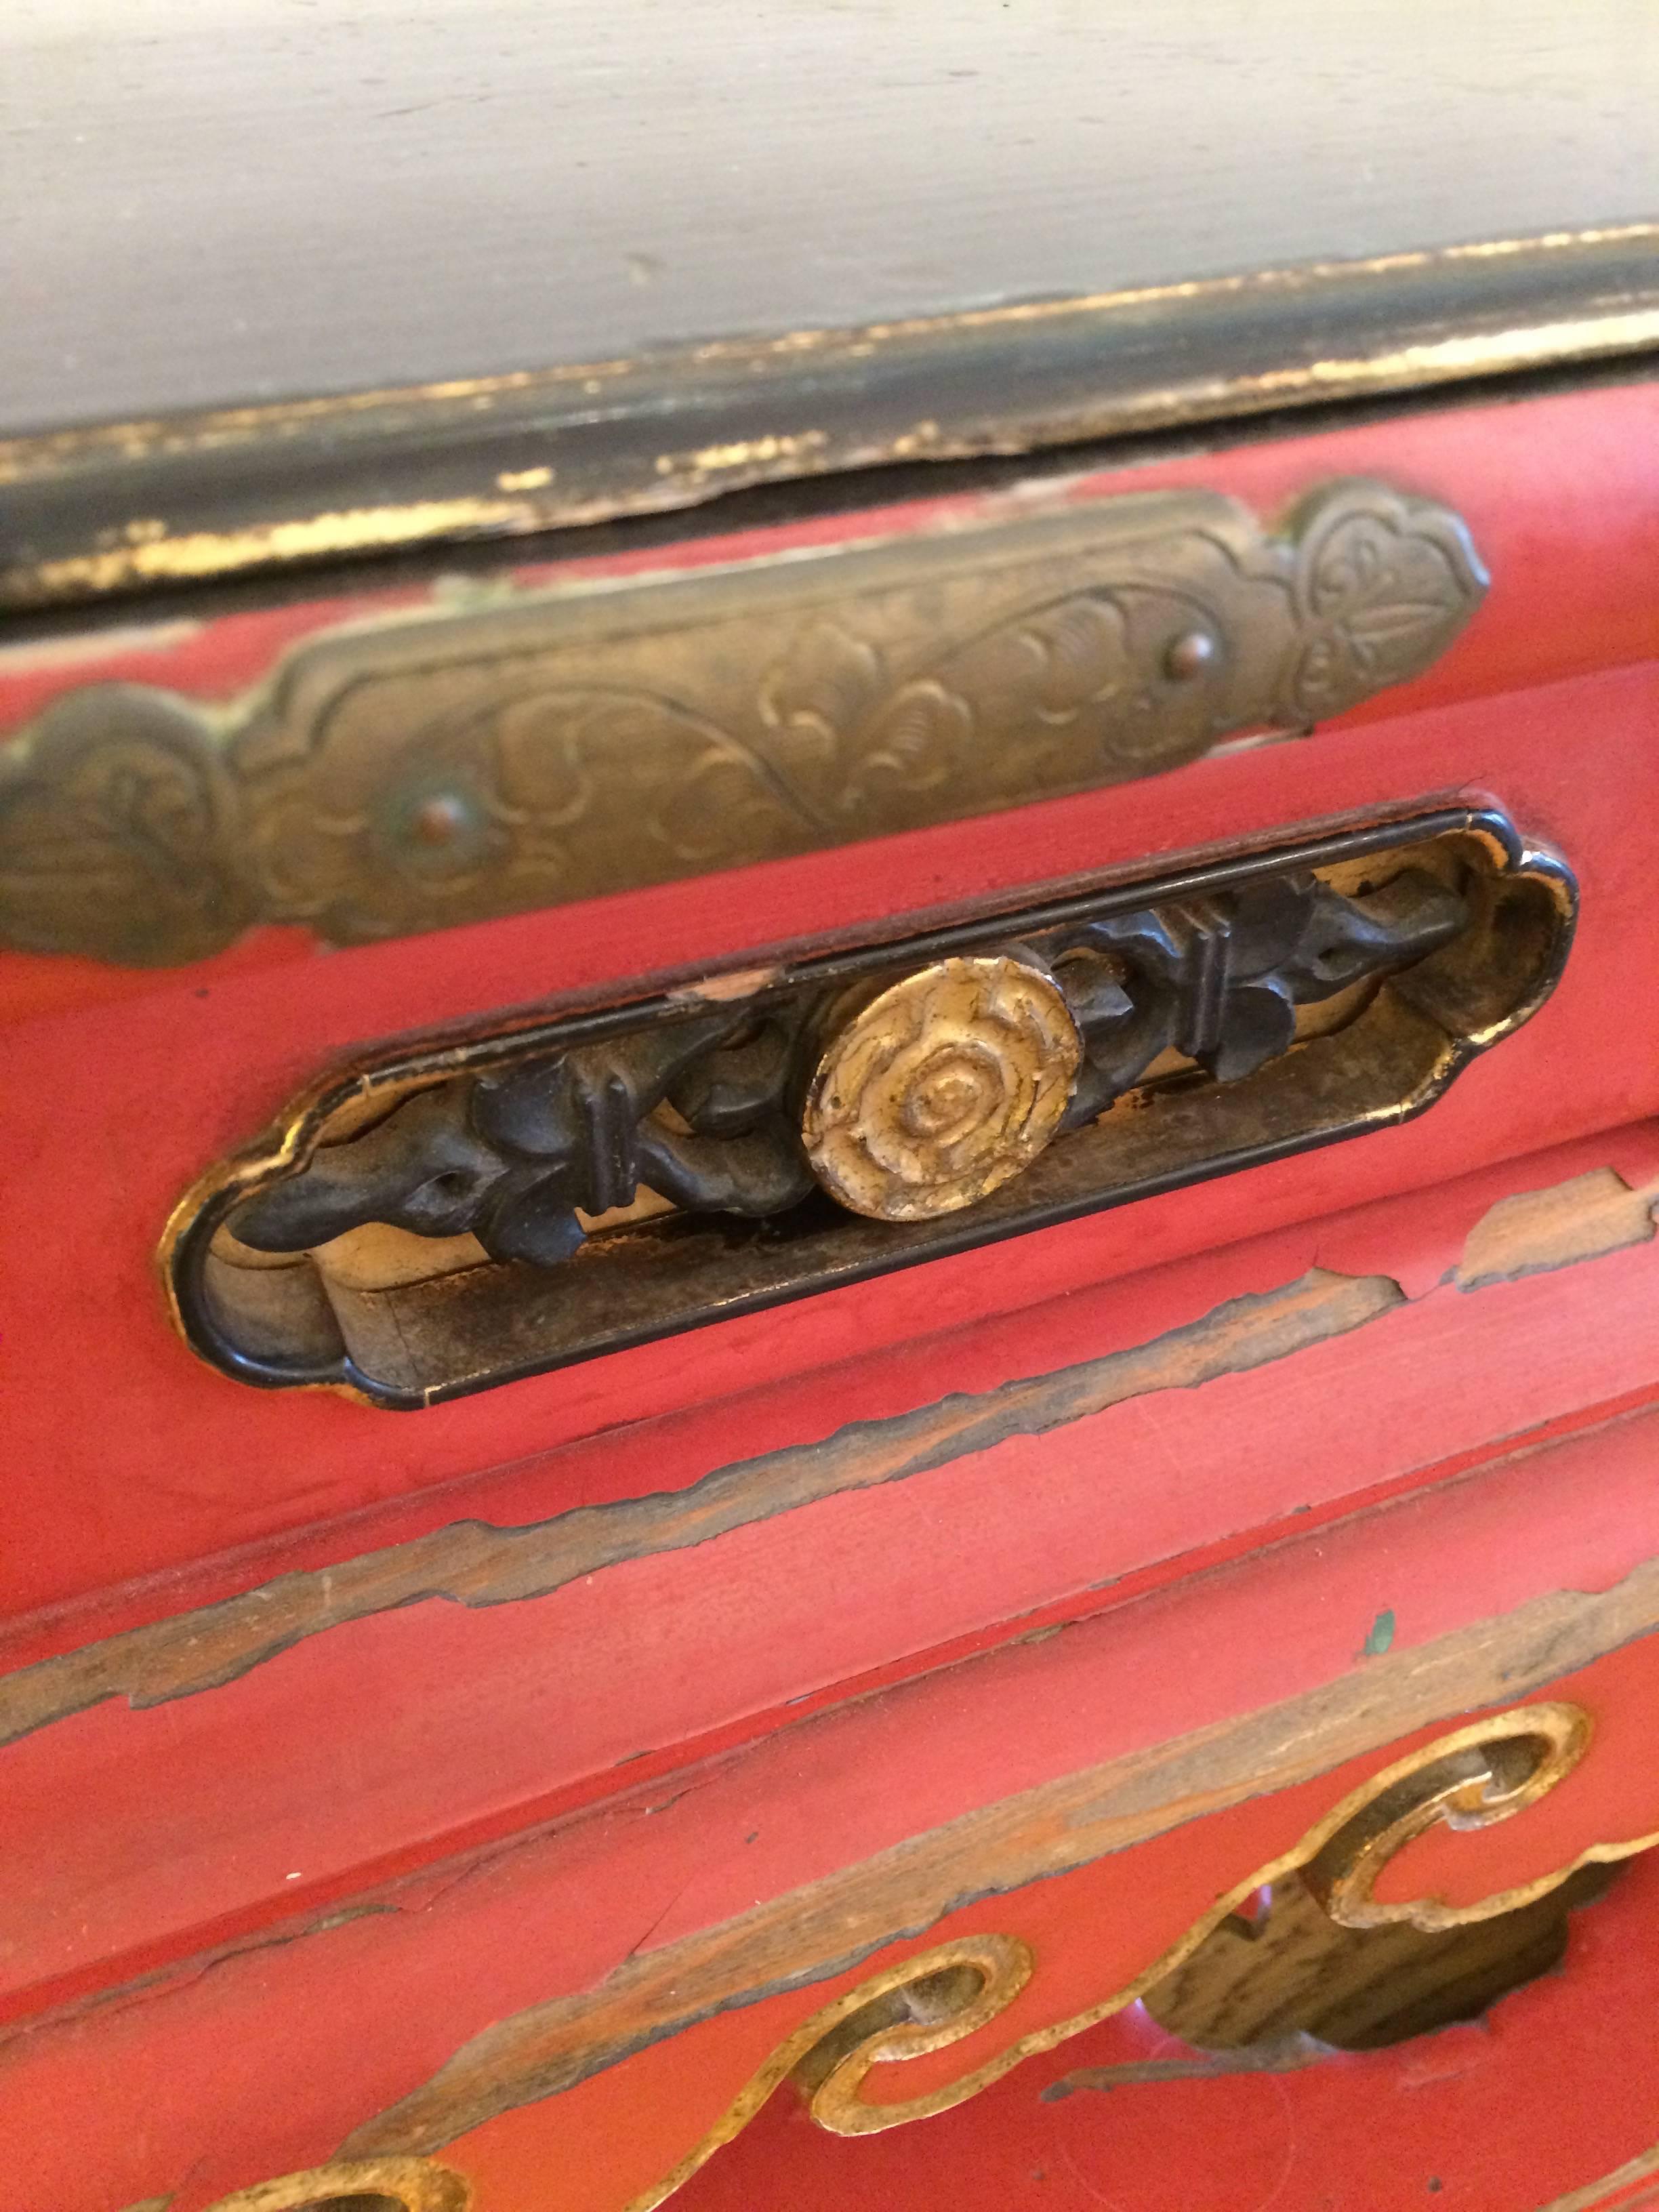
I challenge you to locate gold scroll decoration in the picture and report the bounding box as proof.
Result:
[0,478,1485,966]
[199,2155,472,2212]
[208,1705,1640,2212]
[592,1706,1613,2209]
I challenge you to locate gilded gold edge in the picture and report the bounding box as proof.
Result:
[1312,1702,1591,1931]
[617,1704,1659,2211]
[1538,2139,1659,2212]
[199,2154,472,2212]
[3,271,1654,605]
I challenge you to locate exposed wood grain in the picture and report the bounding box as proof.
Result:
[3,424,1656,1633]
[3,1152,1650,1757]
[1132,1859,1616,2055]
[667,1848,1659,2212]
[9,1389,1659,2211]
[0,1267,1399,1748]
[342,1547,1659,2154]
[1457,1167,1657,1289]
[1538,2141,1659,2212]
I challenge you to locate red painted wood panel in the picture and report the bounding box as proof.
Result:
[0,382,1657,1626]
[4,377,1659,2212]
[674,1845,1659,2212]
[0,655,1653,1622]
[3,1122,1659,2018]
[7,1387,1659,2209]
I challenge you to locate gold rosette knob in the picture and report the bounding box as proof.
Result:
[801,953,1082,1221]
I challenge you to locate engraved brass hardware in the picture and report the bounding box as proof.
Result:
[801,955,1082,1221]
[602,1706,1603,2209]
[165,805,1572,1408]
[0,478,1484,966]
[198,2158,472,2212]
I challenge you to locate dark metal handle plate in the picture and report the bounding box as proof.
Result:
[167,805,1573,1407]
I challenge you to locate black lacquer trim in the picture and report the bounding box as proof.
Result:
[5,227,1657,612]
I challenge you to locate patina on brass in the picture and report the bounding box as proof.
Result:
[801,955,1082,1221]
[163,806,1573,1409]
[0,477,1485,966]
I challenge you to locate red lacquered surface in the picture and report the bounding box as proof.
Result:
[673,1845,1659,2212]
[3,377,1659,2212]
[3,1122,1659,2020]
[0,380,1656,1627]
[8,1378,1659,2209]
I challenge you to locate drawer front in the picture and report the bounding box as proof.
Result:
[3,365,1658,2212]
[1,379,1657,1618]
[12,1389,1659,2211]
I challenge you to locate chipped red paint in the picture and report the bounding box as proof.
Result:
[4,376,1659,2211]
[671,1845,1659,2212]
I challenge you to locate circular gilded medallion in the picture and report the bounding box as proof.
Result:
[802,954,1082,1222]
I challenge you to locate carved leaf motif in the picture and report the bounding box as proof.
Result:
[649,741,816,866]
[244,719,518,926]
[918,585,1229,793]
[836,679,971,813]
[1018,596,1131,717]
[758,623,977,822]
[758,623,885,798]
[248,685,815,937]
[1285,488,1486,720]
[0,480,1488,965]
[949,596,1139,794]
[0,688,247,964]
[487,691,604,827]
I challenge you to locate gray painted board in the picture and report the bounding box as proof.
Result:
[3,0,1658,433]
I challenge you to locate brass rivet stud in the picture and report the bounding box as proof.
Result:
[802,954,1082,1222]
[407,790,476,846]
[1164,626,1218,680]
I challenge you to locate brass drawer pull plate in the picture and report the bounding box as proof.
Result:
[1,477,1482,965]
[167,805,1573,1406]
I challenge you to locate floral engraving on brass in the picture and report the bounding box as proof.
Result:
[0,478,1485,966]
[197,2156,472,2212]
[802,956,1082,1221]
[583,1706,1607,2210]
[164,806,1572,1408]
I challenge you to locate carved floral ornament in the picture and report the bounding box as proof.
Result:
[199,1704,1659,2212]
[800,956,1083,1221]
[0,478,1485,966]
